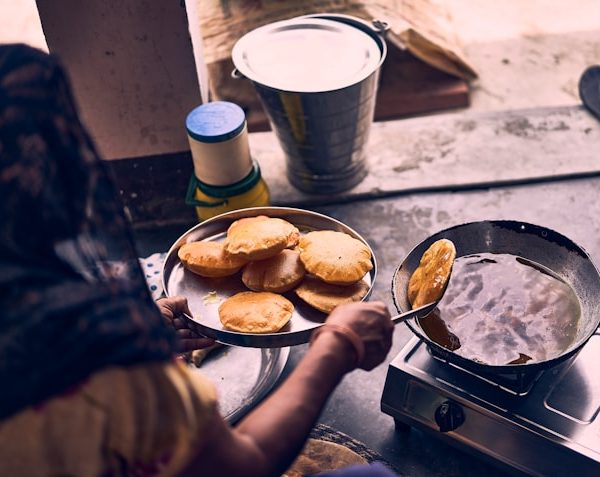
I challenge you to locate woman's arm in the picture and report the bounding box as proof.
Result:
[181,301,392,477]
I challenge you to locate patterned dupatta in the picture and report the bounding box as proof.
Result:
[0,45,176,419]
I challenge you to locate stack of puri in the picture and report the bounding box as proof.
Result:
[293,230,372,313]
[177,216,373,334]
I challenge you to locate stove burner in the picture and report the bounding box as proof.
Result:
[381,335,600,476]
[427,344,547,396]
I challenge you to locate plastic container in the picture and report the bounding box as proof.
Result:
[185,160,270,221]
[185,101,270,220]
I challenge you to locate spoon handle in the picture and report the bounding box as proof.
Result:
[391,301,437,324]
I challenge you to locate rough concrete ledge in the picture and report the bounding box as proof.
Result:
[111,104,600,228]
[252,104,600,205]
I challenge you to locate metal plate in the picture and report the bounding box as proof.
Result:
[188,345,289,424]
[162,207,377,347]
[232,17,381,93]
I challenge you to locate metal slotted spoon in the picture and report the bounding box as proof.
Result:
[390,259,454,325]
[391,301,440,324]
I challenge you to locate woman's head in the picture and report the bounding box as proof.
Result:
[0,44,176,419]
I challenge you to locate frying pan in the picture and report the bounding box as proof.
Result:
[392,220,600,375]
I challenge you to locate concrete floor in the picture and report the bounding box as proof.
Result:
[306,176,600,477]
[133,174,600,476]
[449,0,600,112]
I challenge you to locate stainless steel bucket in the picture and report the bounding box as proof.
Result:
[232,14,388,194]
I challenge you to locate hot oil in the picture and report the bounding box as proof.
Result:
[418,253,581,365]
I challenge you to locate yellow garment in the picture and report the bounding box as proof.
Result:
[0,360,216,477]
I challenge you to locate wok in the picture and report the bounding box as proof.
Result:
[392,220,600,375]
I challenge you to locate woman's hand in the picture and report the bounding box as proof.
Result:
[323,301,393,371]
[156,296,216,352]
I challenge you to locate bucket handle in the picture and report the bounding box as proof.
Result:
[231,68,245,80]
[297,13,390,37]
[371,19,390,35]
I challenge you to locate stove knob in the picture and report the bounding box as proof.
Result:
[434,400,465,432]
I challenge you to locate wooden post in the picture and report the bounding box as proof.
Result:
[36,0,202,161]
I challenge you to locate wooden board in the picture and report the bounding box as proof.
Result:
[374,48,470,120]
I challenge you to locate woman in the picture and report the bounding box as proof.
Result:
[0,44,395,477]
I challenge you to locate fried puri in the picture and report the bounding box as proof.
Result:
[408,238,456,309]
[299,230,373,285]
[295,276,370,314]
[224,216,300,261]
[242,249,306,293]
[283,438,367,477]
[218,291,294,333]
[178,241,247,278]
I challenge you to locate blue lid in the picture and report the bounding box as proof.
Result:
[186,101,246,143]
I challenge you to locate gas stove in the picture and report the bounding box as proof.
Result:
[381,333,600,477]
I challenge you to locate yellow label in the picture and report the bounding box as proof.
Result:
[194,178,270,221]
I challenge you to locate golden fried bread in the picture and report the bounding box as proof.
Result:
[190,342,223,367]
[408,238,456,309]
[283,438,367,477]
[227,215,300,246]
[295,276,370,313]
[218,291,294,333]
[224,216,300,261]
[299,230,373,285]
[178,241,247,277]
[242,249,306,293]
